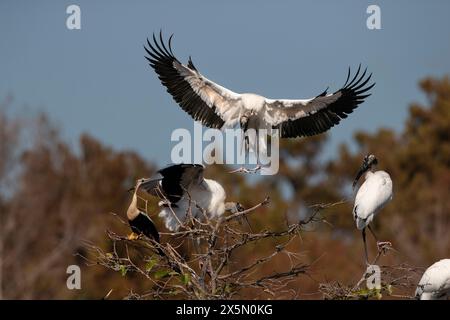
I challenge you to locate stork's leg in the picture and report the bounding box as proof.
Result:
[229,130,263,174]
[362,228,369,266]
[367,224,379,242]
[368,225,392,253]
[252,147,262,173]
[250,164,262,173]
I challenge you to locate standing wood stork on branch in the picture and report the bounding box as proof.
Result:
[144,32,375,155]
[352,154,393,265]
[415,259,450,300]
[138,164,243,231]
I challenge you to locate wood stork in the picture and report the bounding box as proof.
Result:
[352,154,393,265]
[138,164,243,231]
[127,178,160,242]
[144,32,375,154]
[415,259,450,300]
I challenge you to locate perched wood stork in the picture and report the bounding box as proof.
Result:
[352,154,393,265]
[138,164,243,231]
[144,32,375,153]
[415,259,450,300]
[127,178,160,242]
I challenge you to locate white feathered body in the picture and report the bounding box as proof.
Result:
[158,178,226,231]
[353,171,393,230]
[416,259,450,300]
[239,94,271,154]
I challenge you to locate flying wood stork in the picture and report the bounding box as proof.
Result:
[415,259,450,300]
[127,178,160,242]
[138,164,242,231]
[352,154,393,265]
[144,32,375,154]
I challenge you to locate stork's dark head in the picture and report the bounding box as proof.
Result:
[352,154,378,189]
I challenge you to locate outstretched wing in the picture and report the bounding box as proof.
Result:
[264,66,375,138]
[144,32,243,129]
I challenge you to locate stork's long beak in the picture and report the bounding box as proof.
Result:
[352,161,370,190]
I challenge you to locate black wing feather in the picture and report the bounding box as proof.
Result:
[275,66,375,138]
[141,164,204,204]
[144,32,225,129]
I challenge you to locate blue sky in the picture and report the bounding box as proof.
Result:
[1,0,450,165]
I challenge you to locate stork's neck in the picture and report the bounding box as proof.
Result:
[127,192,139,220]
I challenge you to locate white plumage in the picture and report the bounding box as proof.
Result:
[140,164,241,231]
[158,178,227,231]
[415,259,450,300]
[353,170,393,230]
[352,154,393,264]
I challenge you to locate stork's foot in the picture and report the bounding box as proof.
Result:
[376,241,392,254]
[228,165,261,174]
[127,232,140,240]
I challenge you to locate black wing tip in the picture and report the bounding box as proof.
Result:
[281,64,374,138]
[315,86,329,98]
[341,65,375,92]
[187,55,198,71]
[144,30,176,60]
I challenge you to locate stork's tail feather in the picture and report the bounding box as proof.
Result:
[353,205,368,230]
